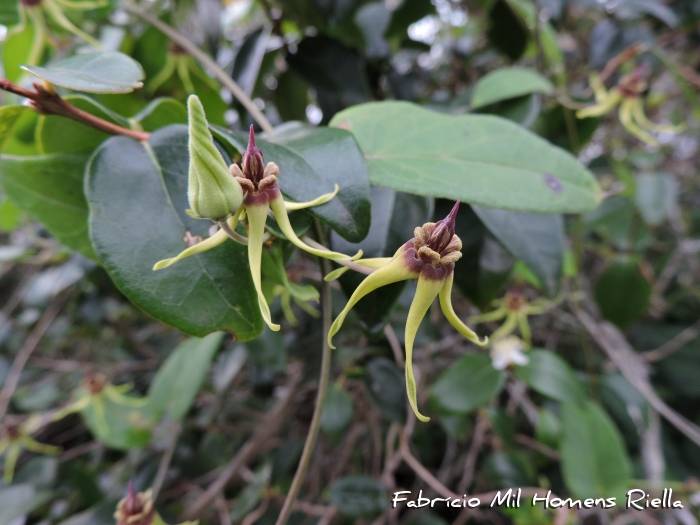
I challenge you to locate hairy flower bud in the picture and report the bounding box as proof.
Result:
[115,483,154,525]
[241,125,265,184]
[186,95,243,221]
[428,201,458,254]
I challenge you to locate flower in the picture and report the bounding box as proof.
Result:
[115,482,197,525]
[490,335,529,370]
[185,96,243,221]
[469,290,550,345]
[326,201,487,422]
[576,65,685,146]
[0,416,60,483]
[148,42,220,95]
[154,105,360,331]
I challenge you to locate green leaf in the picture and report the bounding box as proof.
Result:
[330,101,600,213]
[430,353,505,414]
[332,186,433,337]
[0,484,53,524]
[473,206,564,295]
[3,23,36,83]
[85,126,263,339]
[385,0,435,39]
[634,172,678,226]
[134,98,188,131]
[0,197,22,231]
[594,261,651,328]
[0,153,97,259]
[560,400,631,501]
[229,464,272,522]
[80,395,152,450]
[329,476,388,518]
[244,326,287,372]
[147,332,223,420]
[0,105,31,152]
[363,357,406,424]
[37,95,128,154]
[23,52,145,94]
[212,125,371,242]
[321,381,354,435]
[482,451,535,487]
[471,68,554,109]
[274,70,310,122]
[0,0,20,27]
[514,349,585,403]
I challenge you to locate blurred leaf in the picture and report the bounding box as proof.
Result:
[514,349,585,403]
[3,23,38,83]
[0,105,31,152]
[321,381,354,435]
[535,408,560,449]
[385,0,435,40]
[232,27,270,96]
[0,197,22,231]
[147,332,223,420]
[635,172,678,226]
[560,400,631,501]
[244,326,286,372]
[477,94,542,129]
[472,206,564,295]
[86,126,263,339]
[430,353,505,414]
[229,464,272,522]
[274,70,310,122]
[471,68,553,109]
[355,2,391,59]
[23,52,145,94]
[594,261,651,328]
[0,0,19,26]
[217,124,371,242]
[329,476,388,517]
[482,451,535,487]
[332,186,432,336]
[37,95,128,154]
[488,0,528,60]
[364,357,406,423]
[331,101,601,213]
[80,395,152,450]
[616,0,679,27]
[134,98,188,131]
[0,153,96,259]
[437,412,472,441]
[0,484,53,524]
[506,0,563,68]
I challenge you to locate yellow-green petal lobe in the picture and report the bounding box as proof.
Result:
[284,184,340,211]
[324,257,393,282]
[619,98,658,146]
[247,203,281,331]
[328,256,417,349]
[153,228,229,270]
[405,275,444,423]
[576,89,622,119]
[269,195,361,261]
[440,274,488,346]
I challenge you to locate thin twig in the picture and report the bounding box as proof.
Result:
[123,5,275,135]
[184,363,303,519]
[152,422,181,501]
[219,221,250,245]
[0,292,70,421]
[384,324,405,368]
[257,0,290,55]
[399,428,458,499]
[515,434,560,460]
[643,317,700,362]
[274,239,334,525]
[216,497,233,525]
[0,79,151,141]
[241,500,269,525]
[457,413,488,494]
[303,237,375,276]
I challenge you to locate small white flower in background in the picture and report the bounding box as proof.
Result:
[490,336,529,370]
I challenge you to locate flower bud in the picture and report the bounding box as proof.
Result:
[242,125,265,184]
[115,482,155,525]
[428,200,458,254]
[186,95,243,221]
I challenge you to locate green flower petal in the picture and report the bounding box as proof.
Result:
[324,257,394,282]
[328,255,417,349]
[439,273,488,346]
[405,275,444,423]
[619,98,658,146]
[284,184,339,211]
[153,227,229,270]
[576,89,622,119]
[247,202,281,331]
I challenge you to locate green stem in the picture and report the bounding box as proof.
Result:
[274,223,333,525]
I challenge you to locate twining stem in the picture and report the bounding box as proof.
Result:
[274,224,333,525]
[123,4,275,136]
[0,79,151,141]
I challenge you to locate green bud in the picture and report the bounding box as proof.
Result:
[186,95,243,221]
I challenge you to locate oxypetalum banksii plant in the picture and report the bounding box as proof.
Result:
[326,201,488,422]
[154,95,360,331]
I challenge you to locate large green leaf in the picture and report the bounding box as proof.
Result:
[0,484,53,524]
[430,353,505,414]
[514,349,585,403]
[23,52,145,94]
[472,206,564,295]
[330,101,600,213]
[0,105,30,151]
[0,153,96,259]
[85,126,262,339]
[147,332,223,420]
[212,125,371,242]
[560,401,631,501]
[471,67,553,109]
[594,261,651,328]
[0,0,20,27]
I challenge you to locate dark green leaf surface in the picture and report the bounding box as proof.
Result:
[330,101,600,213]
[473,206,564,295]
[23,52,145,94]
[0,105,30,151]
[321,382,354,435]
[594,261,651,328]
[212,125,371,242]
[329,476,388,517]
[0,0,19,27]
[0,153,96,259]
[514,349,585,403]
[134,97,187,131]
[86,126,262,339]
[471,67,553,109]
[560,401,631,501]
[0,484,53,524]
[147,332,223,420]
[364,357,406,423]
[430,353,505,414]
[80,396,152,450]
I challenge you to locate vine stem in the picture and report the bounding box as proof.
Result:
[274,225,333,525]
[123,4,275,136]
[0,79,151,141]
